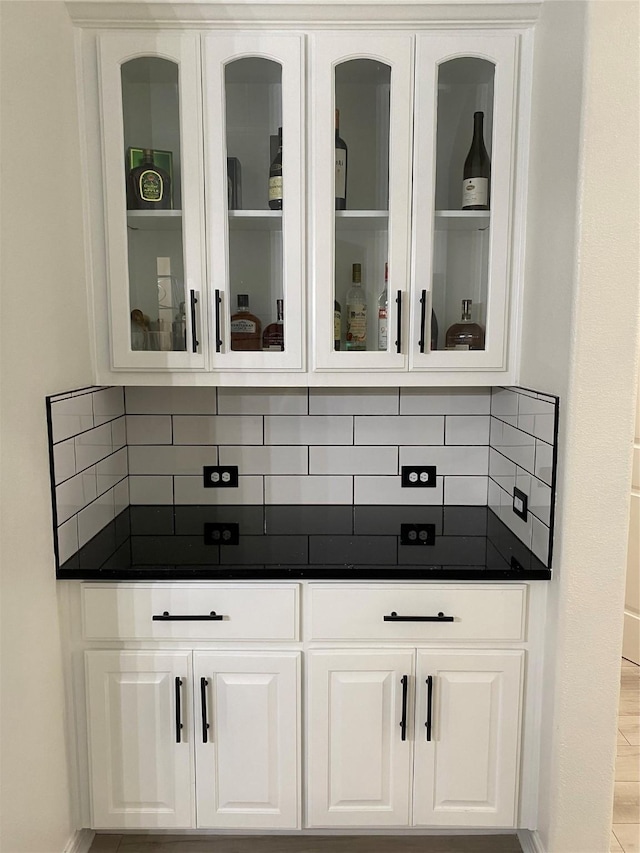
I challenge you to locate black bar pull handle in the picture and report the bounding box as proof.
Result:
[418,289,427,353]
[395,290,403,354]
[200,677,210,744]
[425,675,433,742]
[214,289,223,352]
[400,674,408,741]
[175,677,183,743]
[190,290,200,353]
[384,611,454,623]
[153,611,224,622]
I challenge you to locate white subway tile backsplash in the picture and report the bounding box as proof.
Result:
[490,418,536,473]
[265,415,353,446]
[96,448,128,496]
[56,468,97,524]
[535,440,554,486]
[354,475,444,505]
[57,517,78,565]
[53,438,76,484]
[173,415,263,446]
[111,416,127,451]
[74,423,113,472]
[400,388,490,415]
[128,445,218,475]
[92,387,125,425]
[218,387,307,415]
[400,445,488,475]
[517,395,556,443]
[515,470,552,526]
[129,475,173,504]
[174,475,264,505]
[50,394,94,443]
[265,476,352,505]
[78,491,115,548]
[489,448,517,493]
[309,388,399,415]
[309,445,398,475]
[444,476,488,506]
[355,416,444,446]
[488,478,502,516]
[531,515,551,564]
[496,481,533,549]
[445,415,490,446]
[490,388,519,426]
[219,445,308,475]
[113,478,129,516]
[125,386,217,415]
[126,415,172,445]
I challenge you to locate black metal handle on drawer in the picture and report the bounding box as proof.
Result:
[190,290,199,353]
[400,675,408,741]
[418,289,427,353]
[425,675,433,742]
[384,611,454,623]
[214,288,223,352]
[153,611,224,621]
[175,677,183,743]
[395,290,403,354]
[200,677,210,744]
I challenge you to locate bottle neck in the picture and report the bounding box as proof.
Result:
[472,112,484,142]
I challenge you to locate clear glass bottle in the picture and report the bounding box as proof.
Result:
[377,262,388,351]
[346,263,367,351]
[262,298,285,351]
[230,294,262,351]
[445,299,485,350]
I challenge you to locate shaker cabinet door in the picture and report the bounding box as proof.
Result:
[98,32,207,370]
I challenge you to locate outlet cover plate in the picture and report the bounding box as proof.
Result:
[513,487,528,521]
[400,523,436,546]
[401,466,437,488]
[203,466,239,488]
[203,522,240,545]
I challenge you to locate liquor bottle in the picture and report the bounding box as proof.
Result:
[128,148,171,210]
[445,299,485,350]
[230,294,262,351]
[377,262,388,351]
[462,112,490,210]
[262,299,285,351]
[334,299,342,350]
[268,128,283,210]
[335,109,348,210]
[345,263,367,351]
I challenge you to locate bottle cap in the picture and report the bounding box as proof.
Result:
[237,294,249,308]
[352,263,362,283]
[142,148,154,160]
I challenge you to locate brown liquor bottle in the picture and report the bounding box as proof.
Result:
[262,299,285,351]
[445,299,485,350]
[230,294,262,351]
[128,148,172,210]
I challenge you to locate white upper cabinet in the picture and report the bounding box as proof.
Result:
[85,21,528,386]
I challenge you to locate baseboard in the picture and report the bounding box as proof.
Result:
[623,610,640,665]
[63,828,94,853]
[518,829,546,853]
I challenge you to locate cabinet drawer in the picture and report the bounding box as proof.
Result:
[83,584,299,641]
[308,584,526,642]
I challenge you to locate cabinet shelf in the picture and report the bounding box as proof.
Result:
[335,210,389,231]
[228,210,283,231]
[126,210,183,231]
[435,210,490,231]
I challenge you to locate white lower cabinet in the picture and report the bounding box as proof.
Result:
[307,648,523,829]
[85,649,300,830]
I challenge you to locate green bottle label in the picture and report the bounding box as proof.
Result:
[139,169,163,202]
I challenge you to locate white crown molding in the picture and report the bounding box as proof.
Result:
[65,0,542,28]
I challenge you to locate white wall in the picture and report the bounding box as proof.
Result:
[521,2,640,851]
[0,2,93,851]
[623,375,640,662]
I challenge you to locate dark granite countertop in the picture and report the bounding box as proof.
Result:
[56,505,551,581]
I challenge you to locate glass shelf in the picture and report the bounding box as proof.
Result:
[434,210,490,231]
[228,210,283,231]
[126,210,183,231]
[335,211,389,231]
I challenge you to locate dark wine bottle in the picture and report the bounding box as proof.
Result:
[430,309,439,351]
[268,127,283,210]
[128,148,171,210]
[462,112,490,211]
[334,299,341,350]
[335,109,348,210]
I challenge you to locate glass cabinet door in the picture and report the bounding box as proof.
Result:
[203,35,304,371]
[98,33,206,369]
[410,35,517,371]
[311,34,413,371]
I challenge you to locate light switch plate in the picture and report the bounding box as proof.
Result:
[513,487,528,521]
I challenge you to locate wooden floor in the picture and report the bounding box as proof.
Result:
[612,658,640,853]
[88,658,640,853]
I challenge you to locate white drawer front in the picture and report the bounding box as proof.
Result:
[83,584,299,641]
[308,585,526,642]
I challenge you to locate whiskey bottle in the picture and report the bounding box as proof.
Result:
[262,299,285,351]
[230,294,262,351]
[346,263,367,351]
[377,262,388,351]
[445,299,485,350]
[268,128,283,210]
[335,109,348,210]
[128,148,172,210]
[334,299,341,351]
